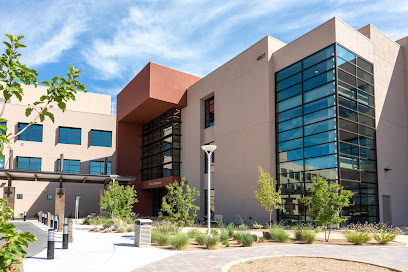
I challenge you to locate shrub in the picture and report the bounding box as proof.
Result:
[127,225,134,232]
[269,228,289,243]
[227,223,235,238]
[237,223,249,231]
[258,237,265,243]
[195,234,206,246]
[187,229,200,238]
[170,234,189,250]
[302,231,316,244]
[295,230,303,240]
[152,220,181,234]
[210,229,219,236]
[205,235,219,249]
[251,222,264,229]
[220,231,229,242]
[343,230,371,245]
[222,240,230,247]
[372,223,402,244]
[235,233,254,247]
[315,226,322,233]
[152,230,170,246]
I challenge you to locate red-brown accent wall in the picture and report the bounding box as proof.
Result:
[116,62,200,216]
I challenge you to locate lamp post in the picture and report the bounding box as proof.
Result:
[201,144,217,236]
[109,175,119,219]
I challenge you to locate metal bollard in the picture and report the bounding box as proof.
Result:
[50,215,54,228]
[42,214,45,224]
[47,229,55,259]
[54,215,58,230]
[64,217,68,224]
[62,224,69,249]
[24,212,26,221]
[44,213,47,225]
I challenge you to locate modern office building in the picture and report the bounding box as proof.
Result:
[117,18,408,226]
[0,84,120,218]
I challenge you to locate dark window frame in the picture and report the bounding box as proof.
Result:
[204,96,214,128]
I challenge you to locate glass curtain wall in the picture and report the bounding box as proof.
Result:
[141,108,181,181]
[275,44,378,223]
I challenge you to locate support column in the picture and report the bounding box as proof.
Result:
[47,212,51,226]
[55,188,66,219]
[3,187,15,219]
[39,211,43,222]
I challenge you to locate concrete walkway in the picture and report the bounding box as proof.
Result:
[23,220,178,272]
[132,244,408,272]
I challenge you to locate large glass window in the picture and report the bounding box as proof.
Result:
[57,159,80,173]
[90,130,112,147]
[16,157,41,171]
[59,127,81,145]
[18,123,43,142]
[205,96,214,128]
[90,161,112,175]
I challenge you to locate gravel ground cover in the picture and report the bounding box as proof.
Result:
[228,256,402,272]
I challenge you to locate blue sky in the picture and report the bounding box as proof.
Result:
[2,0,408,111]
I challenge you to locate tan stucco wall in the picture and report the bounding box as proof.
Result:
[0,85,115,218]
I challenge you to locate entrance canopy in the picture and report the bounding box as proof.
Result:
[0,169,135,186]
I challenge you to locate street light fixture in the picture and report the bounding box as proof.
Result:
[201,144,217,236]
[109,175,119,219]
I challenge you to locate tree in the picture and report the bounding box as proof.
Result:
[0,199,37,272]
[0,34,87,158]
[300,176,353,242]
[254,166,281,225]
[100,181,138,220]
[159,178,200,227]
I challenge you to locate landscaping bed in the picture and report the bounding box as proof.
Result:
[227,256,403,272]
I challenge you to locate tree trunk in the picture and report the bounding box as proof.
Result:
[269,211,272,226]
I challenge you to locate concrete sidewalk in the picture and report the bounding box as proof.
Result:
[23,220,179,272]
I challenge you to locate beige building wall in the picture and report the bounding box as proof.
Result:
[0,85,115,218]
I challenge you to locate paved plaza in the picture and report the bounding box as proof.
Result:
[21,220,408,272]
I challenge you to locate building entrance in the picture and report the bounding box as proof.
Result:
[152,188,167,216]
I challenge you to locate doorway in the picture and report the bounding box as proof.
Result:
[152,188,167,216]
[382,195,392,224]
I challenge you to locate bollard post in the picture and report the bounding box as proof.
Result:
[24,212,26,221]
[42,214,45,224]
[50,214,54,228]
[47,212,51,226]
[68,218,73,243]
[47,229,55,259]
[54,215,58,230]
[44,213,47,225]
[62,224,69,249]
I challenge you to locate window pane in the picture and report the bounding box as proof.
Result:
[337,45,355,63]
[278,160,304,173]
[277,73,302,91]
[278,106,302,122]
[357,57,373,73]
[279,116,302,132]
[337,57,356,75]
[303,82,335,103]
[358,103,374,117]
[358,91,374,106]
[359,114,375,128]
[339,96,357,110]
[357,68,374,84]
[340,155,359,170]
[341,169,360,181]
[304,142,337,158]
[303,69,335,92]
[277,83,302,102]
[359,125,375,138]
[303,58,335,80]
[340,142,358,156]
[304,106,336,125]
[279,127,303,142]
[360,136,375,148]
[338,82,357,99]
[338,69,356,86]
[339,119,358,133]
[305,168,338,181]
[304,95,336,115]
[305,154,337,170]
[358,80,374,94]
[339,107,357,122]
[360,147,376,160]
[303,45,335,69]
[278,94,302,113]
[360,159,376,172]
[340,131,359,144]
[361,172,376,183]
[278,138,303,152]
[279,148,303,162]
[304,130,336,147]
[277,62,301,82]
[304,118,336,136]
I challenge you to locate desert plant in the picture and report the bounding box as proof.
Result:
[315,226,323,233]
[372,223,402,244]
[254,166,281,225]
[295,230,304,240]
[170,234,189,250]
[343,230,371,245]
[226,223,235,238]
[251,222,264,229]
[187,229,200,238]
[127,225,134,232]
[210,229,219,236]
[152,220,181,234]
[258,237,265,243]
[220,231,229,242]
[222,240,230,247]
[237,223,249,231]
[152,230,170,246]
[269,228,289,242]
[195,234,206,245]
[159,178,200,227]
[235,233,254,247]
[301,176,353,242]
[205,235,219,249]
[296,230,316,244]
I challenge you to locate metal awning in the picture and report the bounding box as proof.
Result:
[0,169,136,186]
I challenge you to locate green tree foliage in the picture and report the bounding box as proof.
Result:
[159,178,200,227]
[300,176,353,242]
[100,181,138,220]
[0,199,36,272]
[0,34,87,158]
[254,166,281,225]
